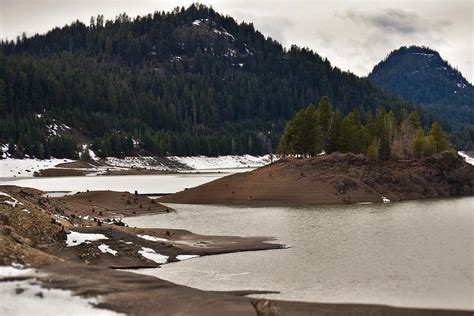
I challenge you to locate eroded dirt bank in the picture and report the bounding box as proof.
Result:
[161,152,474,205]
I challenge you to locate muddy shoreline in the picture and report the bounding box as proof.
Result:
[1,185,473,315]
[32,261,470,316]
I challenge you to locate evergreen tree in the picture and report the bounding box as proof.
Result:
[366,141,379,160]
[337,110,368,154]
[429,122,449,153]
[278,104,321,156]
[413,129,424,158]
[317,96,333,151]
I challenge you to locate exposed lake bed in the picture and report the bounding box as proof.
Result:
[1,154,473,315]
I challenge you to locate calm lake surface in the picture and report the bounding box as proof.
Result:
[125,198,474,310]
[2,172,473,310]
[0,169,250,194]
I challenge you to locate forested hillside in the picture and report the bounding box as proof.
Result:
[369,46,474,149]
[0,4,415,159]
[278,96,449,161]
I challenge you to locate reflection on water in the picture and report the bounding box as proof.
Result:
[125,198,474,310]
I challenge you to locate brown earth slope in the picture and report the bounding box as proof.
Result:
[162,152,474,205]
[56,190,172,219]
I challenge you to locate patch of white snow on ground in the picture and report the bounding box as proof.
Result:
[382,196,391,203]
[169,154,276,170]
[88,149,99,161]
[0,265,121,316]
[66,231,108,247]
[0,158,73,178]
[137,234,169,242]
[47,120,71,136]
[1,144,9,158]
[0,265,33,278]
[459,151,474,166]
[176,255,200,261]
[98,244,118,256]
[0,192,23,207]
[105,156,171,171]
[138,247,168,264]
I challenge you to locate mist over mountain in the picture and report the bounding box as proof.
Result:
[369,46,474,148]
[0,4,416,158]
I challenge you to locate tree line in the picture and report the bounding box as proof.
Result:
[278,96,449,160]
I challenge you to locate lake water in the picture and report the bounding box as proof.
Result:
[125,198,474,310]
[0,169,251,194]
[2,172,473,310]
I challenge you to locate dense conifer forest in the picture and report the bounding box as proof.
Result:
[1,4,427,159]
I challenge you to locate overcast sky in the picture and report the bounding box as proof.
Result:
[1,0,473,82]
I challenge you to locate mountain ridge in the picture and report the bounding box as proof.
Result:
[0,5,419,158]
[368,45,474,148]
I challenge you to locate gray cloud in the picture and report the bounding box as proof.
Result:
[339,8,446,35]
[230,9,295,46]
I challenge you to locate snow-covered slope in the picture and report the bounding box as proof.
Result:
[0,157,72,178]
[105,156,173,171]
[168,154,276,170]
[0,154,276,179]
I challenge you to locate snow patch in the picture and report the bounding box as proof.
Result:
[410,52,435,57]
[0,191,23,207]
[459,151,474,166]
[66,231,108,247]
[47,120,71,136]
[176,255,200,261]
[138,247,168,264]
[105,156,172,172]
[137,234,169,242]
[0,265,34,278]
[212,28,235,40]
[1,144,9,158]
[0,265,121,316]
[0,157,73,178]
[169,154,275,170]
[88,150,99,161]
[382,196,391,203]
[192,19,207,26]
[98,244,118,256]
